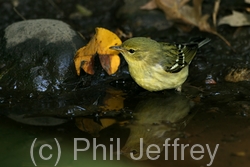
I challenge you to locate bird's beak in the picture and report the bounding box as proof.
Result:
[109,45,124,51]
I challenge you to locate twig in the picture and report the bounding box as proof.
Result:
[13,7,26,20]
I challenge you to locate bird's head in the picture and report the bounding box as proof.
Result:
[110,37,160,63]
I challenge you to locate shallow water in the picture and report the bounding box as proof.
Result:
[1,84,250,167]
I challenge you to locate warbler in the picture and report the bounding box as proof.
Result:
[110,37,210,92]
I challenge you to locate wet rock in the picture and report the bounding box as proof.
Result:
[0,19,87,125]
[0,19,86,93]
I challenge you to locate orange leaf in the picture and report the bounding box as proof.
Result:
[98,54,120,75]
[75,117,117,137]
[99,88,126,111]
[74,27,122,75]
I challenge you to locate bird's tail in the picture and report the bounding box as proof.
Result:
[198,38,211,48]
[187,37,211,48]
[181,37,210,66]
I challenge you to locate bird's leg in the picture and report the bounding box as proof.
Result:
[176,86,182,92]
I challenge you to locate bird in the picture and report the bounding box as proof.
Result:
[110,37,210,92]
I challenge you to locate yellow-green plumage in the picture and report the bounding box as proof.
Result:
[110,37,210,91]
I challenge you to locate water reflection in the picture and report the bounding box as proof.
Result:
[74,91,195,161]
[1,85,128,126]
[75,117,118,137]
[1,85,196,165]
[121,92,195,160]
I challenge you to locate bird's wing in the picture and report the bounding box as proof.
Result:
[160,38,208,73]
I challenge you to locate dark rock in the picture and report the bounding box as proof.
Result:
[0,19,88,125]
[0,19,86,93]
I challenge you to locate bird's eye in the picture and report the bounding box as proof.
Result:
[130,150,138,155]
[128,49,135,53]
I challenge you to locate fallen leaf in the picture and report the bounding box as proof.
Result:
[74,46,95,75]
[218,10,250,27]
[225,68,250,82]
[74,27,122,75]
[141,0,231,46]
[213,0,220,27]
[140,0,158,10]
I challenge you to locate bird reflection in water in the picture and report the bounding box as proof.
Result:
[74,87,196,160]
[121,92,195,160]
